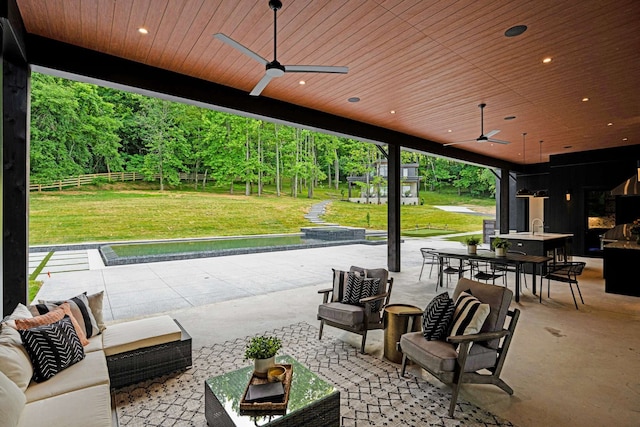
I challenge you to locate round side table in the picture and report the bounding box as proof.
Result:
[383,304,423,363]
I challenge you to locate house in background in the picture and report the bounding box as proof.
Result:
[347,161,421,205]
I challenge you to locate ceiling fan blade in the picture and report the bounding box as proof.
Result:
[213,33,268,65]
[443,139,476,147]
[250,74,274,96]
[485,129,501,138]
[284,65,348,74]
[487,138,511,145]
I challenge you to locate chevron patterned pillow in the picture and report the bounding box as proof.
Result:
[18,315,86,383]
[342,273,381,313]
[362,278,382,312]
[341,272,363,305]
[422,292,455,341]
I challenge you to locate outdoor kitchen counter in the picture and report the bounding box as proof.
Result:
[494,232,574,241]
[604,241,640,297]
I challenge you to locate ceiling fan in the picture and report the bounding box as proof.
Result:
[213,0,349,96]
[444,103,511,146]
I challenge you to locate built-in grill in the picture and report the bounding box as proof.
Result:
[600,223,632,249]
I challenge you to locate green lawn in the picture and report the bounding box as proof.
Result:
[29,182,495,245]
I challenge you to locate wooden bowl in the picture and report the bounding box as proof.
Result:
[267,365,286,382]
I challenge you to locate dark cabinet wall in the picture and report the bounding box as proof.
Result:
[514,145,640,257]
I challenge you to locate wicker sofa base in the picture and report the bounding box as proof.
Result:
[107,319,192,389]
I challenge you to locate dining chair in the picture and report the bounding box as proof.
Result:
[418,248,439,281]
[494,250,528,289]
[543,261,586,309]
[439,257,468,288]
[468,258,505,285]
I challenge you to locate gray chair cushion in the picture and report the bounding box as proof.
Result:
[400,331,497,373]
[452,278,512,349]
[318,302,381,326]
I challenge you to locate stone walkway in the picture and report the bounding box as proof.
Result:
[303,200,337,225]
[29,250,91,280]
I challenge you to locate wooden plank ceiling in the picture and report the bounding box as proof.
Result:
[15,0,640,165]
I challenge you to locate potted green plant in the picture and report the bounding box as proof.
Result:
[245,335,282,378]
[491,237,511,257]
[464,236,481,254]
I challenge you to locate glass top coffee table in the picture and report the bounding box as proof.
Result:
[204,355,340,426]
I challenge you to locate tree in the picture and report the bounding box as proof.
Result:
[30,73,122,181]
[137,97,188,190]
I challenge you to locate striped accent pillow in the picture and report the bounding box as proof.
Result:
[449,291,490,337]
[18,315,86,382]
[332,269,350,302]
[31,292,99,338]
[422,292,455,340]
[15,303,89,346]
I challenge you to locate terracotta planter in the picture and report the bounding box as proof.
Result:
[253,356,276,378]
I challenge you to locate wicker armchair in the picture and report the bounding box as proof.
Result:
[317,266,393,353]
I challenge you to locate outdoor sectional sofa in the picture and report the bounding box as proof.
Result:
[0,293,192,427]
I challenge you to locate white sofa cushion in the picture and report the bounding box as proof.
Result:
[25,350,109,403]
[19,383,112,427]
[0,370,26,427]
[2,303,32,321]
[84,334,104,353]
[102,315,181,356]
[0,324,33,391]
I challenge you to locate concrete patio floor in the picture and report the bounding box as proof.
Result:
[34,237,639,427]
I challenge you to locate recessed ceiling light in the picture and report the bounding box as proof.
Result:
[582,97,590,102]
[505,25,527,37]
[504,116,516,120]
[348,97,360,103]
[447,129,452,133]
[138,27,148,35]
[542,57,552,64]
[623,137,628,141]
[299,80,305,85]
[607,122,613,126]
[390,110,396,114]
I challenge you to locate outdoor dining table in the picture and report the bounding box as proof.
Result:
[431,248,552,302]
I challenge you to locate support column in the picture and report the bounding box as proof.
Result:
[2,0,29,316]
[499,168,510,234]
[387,144,401,272]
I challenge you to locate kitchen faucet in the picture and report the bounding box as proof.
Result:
[531,218,544,235]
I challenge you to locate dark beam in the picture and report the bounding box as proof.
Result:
[375,145,388,159]
[1,0,29,316]
[499,168,510,234]
[26,35,517,171]
[387,144,401,272]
